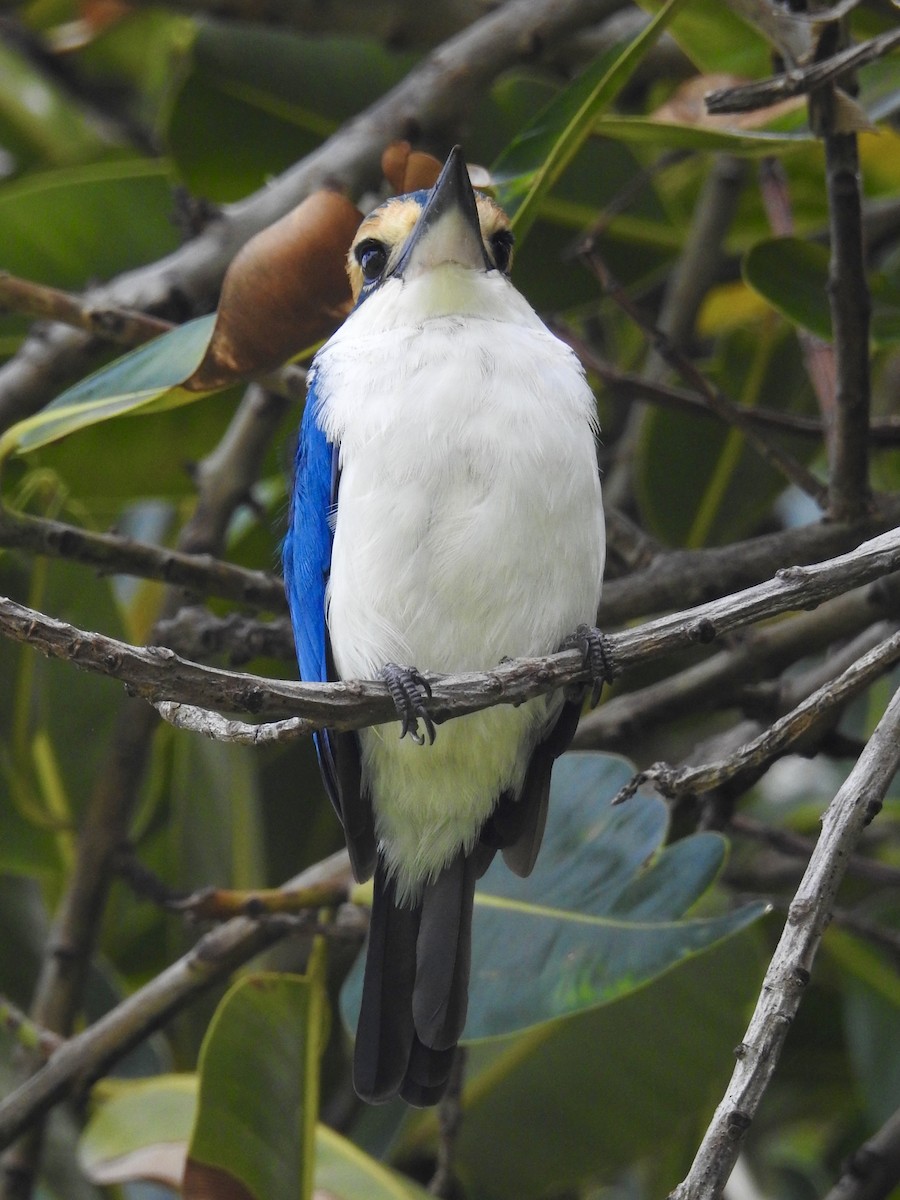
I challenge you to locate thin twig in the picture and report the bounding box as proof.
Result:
[0,506,287,613]
[0,853,354,1151]
[705,28,900,114]
[581,249,829,508]
[730,814,900,891]
[669,681,900,1200]
[153,701,314,744]
[612,630,900,805]
[0,273,174,346]
[0,1001,62,1062]
[429,1049,467,1197]
[575,580,898,748]
[822,124,873,521]
[555,328,900,445]
[821,1102,900,1200]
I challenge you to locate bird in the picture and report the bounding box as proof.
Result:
[283,147,607,1106]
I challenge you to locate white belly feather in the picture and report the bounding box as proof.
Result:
[314,267,604,895]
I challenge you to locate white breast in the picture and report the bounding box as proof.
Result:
[313,266,604,896]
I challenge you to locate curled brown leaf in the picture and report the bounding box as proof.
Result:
[187,190,362,391]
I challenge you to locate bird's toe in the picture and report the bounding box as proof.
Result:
[380,663,436,745]
[562,624,616,706]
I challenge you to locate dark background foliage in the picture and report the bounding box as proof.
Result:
[1,0,899,1197]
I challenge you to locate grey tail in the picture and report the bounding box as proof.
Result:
[353,853,479,1106]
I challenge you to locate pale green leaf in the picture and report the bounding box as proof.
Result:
[0,316,216,459]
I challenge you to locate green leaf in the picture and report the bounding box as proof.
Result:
[341,752,766,1040]
[0,43,116,172]
[829,930,900,1126]
[635,323,818,546]
[595,114,812,152]
[744,236,833,340]
[0,316,216,460]
[491,0,688,241]
[186,955,327,1200]
[167,28,415,200]
[746,236,900,346]
[0,158,180,288]
[78,1074,198,1187]
[388,927,765,1197]
[637,0,772,76]
[80,1075,433,1198]
[315,1126,433,1200]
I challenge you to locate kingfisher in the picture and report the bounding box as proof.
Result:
[283,148,607,1106]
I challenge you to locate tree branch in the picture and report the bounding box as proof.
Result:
[0,506,287,613]
[669,681,900,1200]
[704,27,900,115]
[0,853,354,1151]
[0,273,173,346]
[612,630,900,805]
[575,580,898,748]
[822,122,872,521]
[821,1102,900,1200]
[2,528,899,731]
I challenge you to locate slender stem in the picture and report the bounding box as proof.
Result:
[670,683,900,1200]
[824,128,872,520]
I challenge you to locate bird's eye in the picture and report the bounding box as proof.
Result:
[355,239,389,284]
[489,229,514,274]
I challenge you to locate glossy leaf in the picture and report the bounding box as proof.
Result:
[0,43,115,173]
[491,0,688,241]
[595,113,811,152]
[635,324,818,546]
[341,752,766,1041]
[637,0,772,75]
[314,1126,433,1200]
[78,1075,198,1187]
[363,925,765,1198]
[185,955,327,1200]
[0,316,216,460]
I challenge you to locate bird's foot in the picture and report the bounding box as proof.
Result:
[561,625,616,707]
[380,663,436,745]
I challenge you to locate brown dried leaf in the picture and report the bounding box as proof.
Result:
[381,140,442,193]
[183,1160,254,1200]
[653,73,804,130]
[381,141,412,192]
[187,190,361,391]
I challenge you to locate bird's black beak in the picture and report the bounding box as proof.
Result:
[391,147,490,280]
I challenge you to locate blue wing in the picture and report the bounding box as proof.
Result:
[283,371,333,688]
[283,372,375,879]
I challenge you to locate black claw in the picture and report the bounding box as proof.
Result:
[563,624,616,707]
[381,663,436,745]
